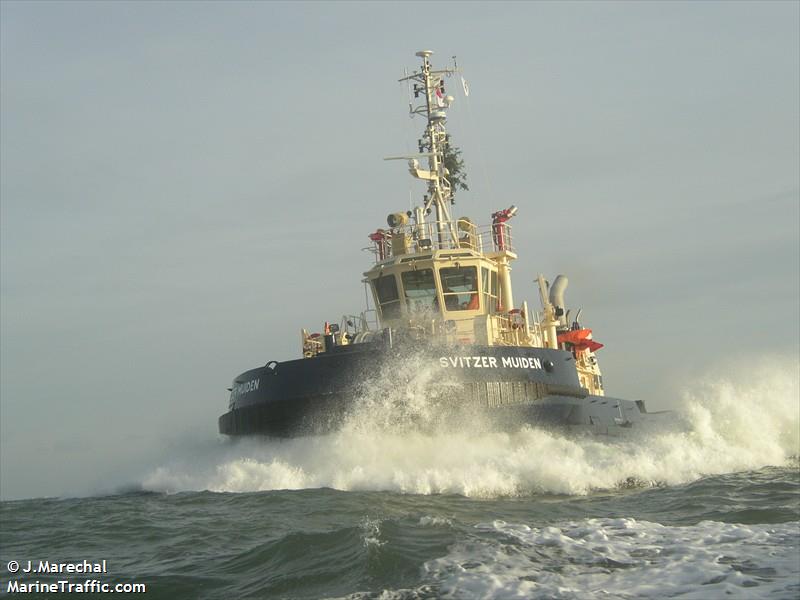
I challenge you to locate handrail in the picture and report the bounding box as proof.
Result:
[368,219,514,263]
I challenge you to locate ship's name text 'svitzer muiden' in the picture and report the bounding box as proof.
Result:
[438,356,542,369]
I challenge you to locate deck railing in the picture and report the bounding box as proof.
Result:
[367,219,514,263]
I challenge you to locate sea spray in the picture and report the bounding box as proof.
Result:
[143,358,800,497]
[342,349,480,434]
[681,356,800,465]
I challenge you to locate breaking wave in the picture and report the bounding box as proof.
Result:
[143,356,799,497]
[420,518,800,599]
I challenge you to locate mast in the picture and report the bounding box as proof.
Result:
[397,50,460,248]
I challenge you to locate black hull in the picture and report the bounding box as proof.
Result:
[219,340,656,437]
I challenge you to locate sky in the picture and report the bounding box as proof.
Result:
[1,1,798,501]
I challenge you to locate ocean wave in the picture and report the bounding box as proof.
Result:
[420,517,800,599]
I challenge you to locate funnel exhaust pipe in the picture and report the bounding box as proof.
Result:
[549,274,568,326]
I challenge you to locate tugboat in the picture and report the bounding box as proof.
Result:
[219,50,661,437]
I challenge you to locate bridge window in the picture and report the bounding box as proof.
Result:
[439,266,479,311]
[401,268,437,312]
[374,274,401,319]
[482,267,499,312]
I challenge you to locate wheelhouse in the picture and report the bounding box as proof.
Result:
[363,216,518,345]
[368,251,491,319]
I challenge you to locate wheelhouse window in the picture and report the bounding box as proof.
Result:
[482,266,499,313]
[439,266,479,311]
[401,268,437,313]
[374,274,401,319]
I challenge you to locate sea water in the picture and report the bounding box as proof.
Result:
[1,361,798,599]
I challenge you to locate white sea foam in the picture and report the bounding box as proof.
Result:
[360,516,385,550]
[419,515,454,527]
[422,517,800,599]
[143,356,799,497]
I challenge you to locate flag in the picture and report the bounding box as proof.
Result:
[461,76,470,97]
